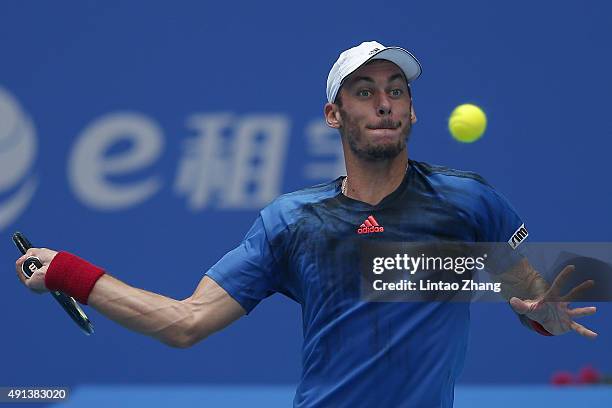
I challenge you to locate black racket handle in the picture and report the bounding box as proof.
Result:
[13,231,32,255]
[12,231,94,335]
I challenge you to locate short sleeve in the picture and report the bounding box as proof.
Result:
[475,186,524,244]
[205,215,280,314]
[475,185,528,273]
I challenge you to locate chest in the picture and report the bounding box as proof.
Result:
[291,200,476,246]
[281,202,477,304]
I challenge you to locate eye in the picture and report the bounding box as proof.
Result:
[357,90,372,97]
[390,89,403,97]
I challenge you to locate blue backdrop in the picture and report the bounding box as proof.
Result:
[1,0,611,388]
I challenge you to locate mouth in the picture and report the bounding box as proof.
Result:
[366,121,401,131]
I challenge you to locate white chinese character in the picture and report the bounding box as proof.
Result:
[175,113,289,210]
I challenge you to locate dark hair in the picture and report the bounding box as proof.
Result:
[334,94,344,107]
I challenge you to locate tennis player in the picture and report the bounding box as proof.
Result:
[15,41,597,407]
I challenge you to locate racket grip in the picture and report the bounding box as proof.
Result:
[13,231,32,255]
[13,232,41,279]
[12,231,95,335]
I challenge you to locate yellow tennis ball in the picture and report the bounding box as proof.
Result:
[448,104,487,143]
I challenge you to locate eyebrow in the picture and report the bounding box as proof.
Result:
[347,73,406,86]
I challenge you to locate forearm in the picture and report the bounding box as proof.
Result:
[18,249,244,346]
[88,274,195,348]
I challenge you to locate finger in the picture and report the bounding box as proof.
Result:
[549,264,575,294]
[24,269,47,292]
[24,277,36,291]
[24,279,45,294]
[509,297,533,314]
[37,265,48,276]
[35,248,57,265]
[570,321,598,339]
[15,264,27,285]
[15,256,29,284]
[568,306,597,318]
[561,280,595,302]
[15,255,28,278]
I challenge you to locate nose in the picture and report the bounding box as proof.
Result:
[376,93,391,116]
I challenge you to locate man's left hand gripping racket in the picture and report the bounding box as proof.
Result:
[13,232,94,335]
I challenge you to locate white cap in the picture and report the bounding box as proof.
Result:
[326,41,422,103]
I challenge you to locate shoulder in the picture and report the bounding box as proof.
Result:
[412,160,523,241]
[265,178,341,214]
[411,159,516,217]
[271,178,340,205]
[412,160,492,191]
[411,160,503,202]
[259,178,341,237]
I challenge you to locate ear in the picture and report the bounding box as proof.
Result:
[324,103,342,128]
[410,103,417,124]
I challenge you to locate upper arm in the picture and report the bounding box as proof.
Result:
[183,276,246,345]
[203,214,283,314]
[473,182,524,244]
[182,214,285,345]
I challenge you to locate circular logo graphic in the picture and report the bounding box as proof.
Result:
[0,86,38,231]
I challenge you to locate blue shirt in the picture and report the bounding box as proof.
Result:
[206,160,524,408]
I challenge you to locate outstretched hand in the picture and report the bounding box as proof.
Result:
[509,265,597,338]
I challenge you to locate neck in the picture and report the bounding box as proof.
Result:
[343,151,409,206]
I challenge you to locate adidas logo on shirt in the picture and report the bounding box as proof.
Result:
[357,215,384,234]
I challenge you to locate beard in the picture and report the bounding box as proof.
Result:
[339,109,412,161]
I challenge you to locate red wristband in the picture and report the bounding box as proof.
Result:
[45,252,105,305]
[529,319,554,336]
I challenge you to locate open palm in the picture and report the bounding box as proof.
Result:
[509,265,597,338]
